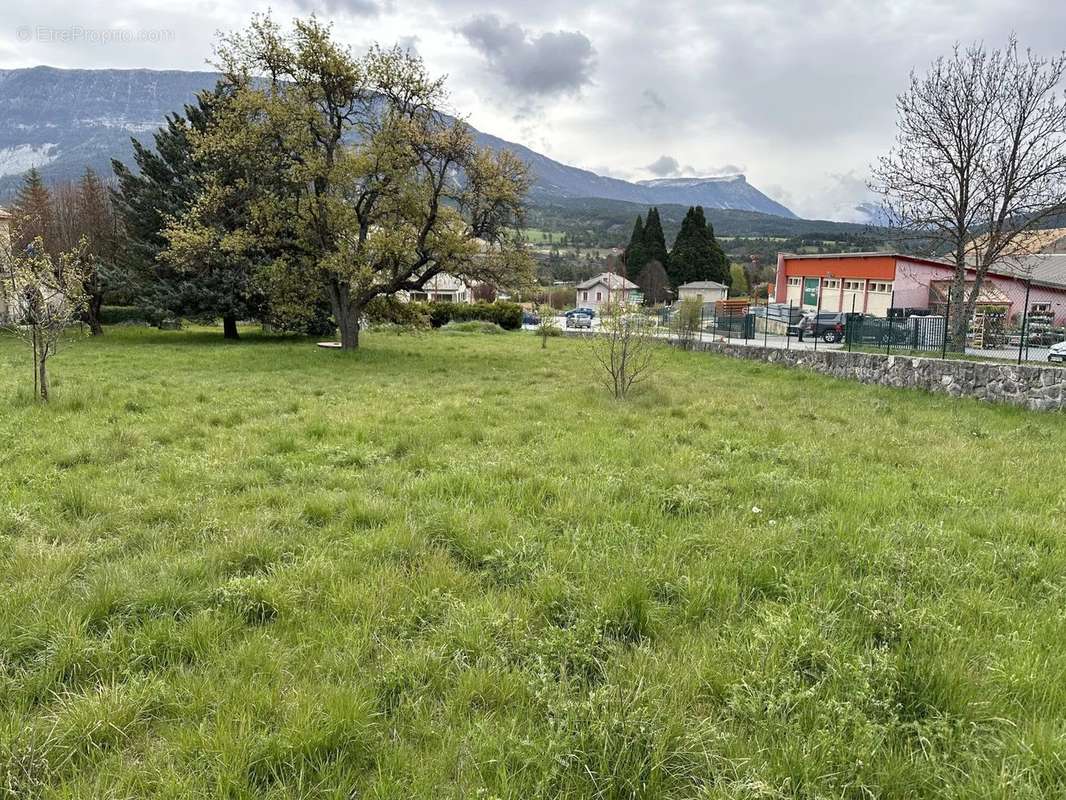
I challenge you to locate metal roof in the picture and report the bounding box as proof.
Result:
[678,280,728,290]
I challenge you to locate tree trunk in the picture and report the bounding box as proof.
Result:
[87,295,104,336]
[37,352,49,402]
[327,280,361,350]
[223,315,240,340]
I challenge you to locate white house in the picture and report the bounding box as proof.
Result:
[677,280,728,305]
[575,272,640,312]
[405,272,473,303]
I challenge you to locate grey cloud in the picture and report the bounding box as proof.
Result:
[290,0,383,15]
[458,14,595,96]
[641,88,666,112]
[645,156,745,178]
[645,155,681,176]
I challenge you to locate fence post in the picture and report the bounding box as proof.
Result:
[699,303,705,347]
[941,302,949,360]
[813,281,822,352]
[1018,279,1031,365]
[763,296,769,348]
[787,300,792,351]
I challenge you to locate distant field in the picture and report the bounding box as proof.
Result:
[2,327,1066,797]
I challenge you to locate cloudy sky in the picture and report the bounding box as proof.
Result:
[2,0,1064,219]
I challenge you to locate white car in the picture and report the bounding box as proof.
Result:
[1049,341,1066,363]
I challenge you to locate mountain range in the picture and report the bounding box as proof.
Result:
[0,65,796,218]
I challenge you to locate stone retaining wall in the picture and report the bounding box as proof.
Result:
[688,341,1066,411]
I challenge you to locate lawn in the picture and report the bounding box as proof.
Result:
[2,326,1066,798]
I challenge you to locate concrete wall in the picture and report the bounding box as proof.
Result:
[686,340,1066,411]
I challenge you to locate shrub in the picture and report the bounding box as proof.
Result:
[442,321,506,335]
[99,306,149,326]
[421,301,523,331]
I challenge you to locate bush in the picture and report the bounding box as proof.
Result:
[420,301,523,331]
[99,306,149,326]
[441,321,506,335]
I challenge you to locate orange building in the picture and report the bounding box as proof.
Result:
[773,251,1066,323]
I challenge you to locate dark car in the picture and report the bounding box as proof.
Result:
[798,312,846,343]
[522,311,542,326]
[564,307,596,319]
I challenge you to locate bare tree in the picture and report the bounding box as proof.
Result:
[588,304,659,399]
[673,297,703,351]
[872,38,1066,349]
[0,234,90,401]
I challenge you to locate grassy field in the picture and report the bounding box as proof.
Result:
[2,326,1066,798]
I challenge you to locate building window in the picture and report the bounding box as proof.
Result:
[843,279,865,291]
[870,281,893,294]
[787,277,802,287]
[822,278,840,289]
[582,290,588,301]
[596,291,602,302]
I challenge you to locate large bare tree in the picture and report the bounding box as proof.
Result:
[872,38,1066,348]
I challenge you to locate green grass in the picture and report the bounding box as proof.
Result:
[2,326,1066,798]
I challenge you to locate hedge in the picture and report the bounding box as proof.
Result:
[100,306,150,325]
[420,301,522,331]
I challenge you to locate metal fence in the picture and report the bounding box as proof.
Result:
[654,286,1066,367]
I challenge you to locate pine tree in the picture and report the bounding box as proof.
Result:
[668,206,730,287]
[112,88,265,338]
[12,168,55,253]
[624,214,647,274]
[642,208,669,273]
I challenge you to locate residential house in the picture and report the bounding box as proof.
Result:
[677,280,728,305]
[405,272,473,303]
[575,272,640,312]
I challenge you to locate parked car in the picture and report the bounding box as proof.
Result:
[522,311,541,326]
[564,307,596,319]
[1048,341,1066,363]
[798,312,846,343]
[566,313,592,329]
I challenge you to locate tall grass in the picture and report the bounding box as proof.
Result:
[1,326,1066,797]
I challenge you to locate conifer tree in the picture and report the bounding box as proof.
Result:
[642,207,670,273]
[624,215,647,274]
[668,206,730,287]
[12,168,55,254]
[112,87,283,338]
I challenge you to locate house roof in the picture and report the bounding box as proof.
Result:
[575,272,639,291]
[780,251,956,271]
[991,254,1066,290]
[678,280,727,290]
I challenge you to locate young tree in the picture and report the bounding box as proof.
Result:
[536,306,559,348]
[588,302,660,399]
[673,297,704,350]
[0,235,89,401]
[728,263,749,297]
[184,16,533,350]
[872,38,1066,349]
[634,259,671,305]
